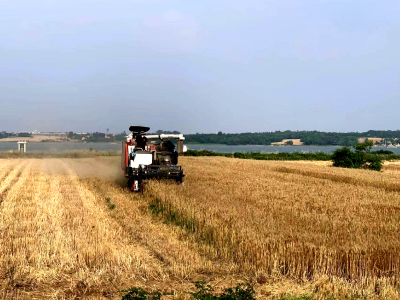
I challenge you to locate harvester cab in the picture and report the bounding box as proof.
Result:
[121,126,186,192]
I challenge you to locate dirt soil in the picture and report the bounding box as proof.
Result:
[271,139,304,145]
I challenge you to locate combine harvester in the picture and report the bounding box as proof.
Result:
[121,126,187,192]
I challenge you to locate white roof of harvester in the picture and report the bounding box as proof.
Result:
[126,133,185,141]
[145,134,185,140]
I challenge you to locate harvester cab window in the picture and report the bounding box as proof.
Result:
[136,135,147,150]
[158,140,175,152]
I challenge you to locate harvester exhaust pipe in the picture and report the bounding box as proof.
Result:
[177,140,184,153]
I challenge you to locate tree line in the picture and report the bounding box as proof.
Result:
[185,130,400,146]
[67,130,180,142]
[68,132,127,143]
[0,131,32,139]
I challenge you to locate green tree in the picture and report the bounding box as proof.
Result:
[18,132,31,137]
[354,140,373,153]
[115,131,127,141]
[332,147,356,168]
[332,141,382,171]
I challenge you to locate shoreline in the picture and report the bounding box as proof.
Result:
[0,140,395,148]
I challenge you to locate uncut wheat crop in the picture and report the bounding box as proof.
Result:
[1,156,400,299]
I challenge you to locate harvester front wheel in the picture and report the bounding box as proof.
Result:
[176,172,184,184]
[127,179,134,191]
[128,178,142,192]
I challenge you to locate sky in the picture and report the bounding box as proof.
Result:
[0,0,399,134]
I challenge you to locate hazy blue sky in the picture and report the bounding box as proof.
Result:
[1,0,399,133]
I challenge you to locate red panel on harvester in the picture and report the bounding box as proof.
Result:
[125,143,129,168]
[121,141,127,171]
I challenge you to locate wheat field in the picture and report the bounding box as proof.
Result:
[0,156,400,299]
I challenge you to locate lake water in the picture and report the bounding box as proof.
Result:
[1,142,400,154]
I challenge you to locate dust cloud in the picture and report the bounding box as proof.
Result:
[33,157,127,187]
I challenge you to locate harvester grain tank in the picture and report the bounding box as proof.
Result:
[121,126,186,192]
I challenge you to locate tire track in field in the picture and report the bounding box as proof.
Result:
[0,163,28,206]
[53,160,168,286]
[0,168,13,184]
[0,162,39,299]
[0,160,20,182]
